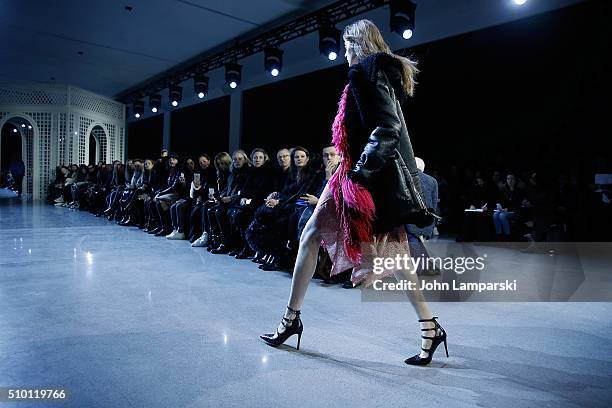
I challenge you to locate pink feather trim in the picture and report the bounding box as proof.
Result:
[328,84,375,264]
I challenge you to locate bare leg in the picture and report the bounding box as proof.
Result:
[393,268,437,359]
[270,214,322,332]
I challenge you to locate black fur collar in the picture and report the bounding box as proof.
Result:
[348,52,408,104]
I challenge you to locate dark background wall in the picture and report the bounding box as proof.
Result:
[242,65,346,155]
[127,114,163,159]
[170,96,230,157]
[128,1,610,172]
[242,1,610,173]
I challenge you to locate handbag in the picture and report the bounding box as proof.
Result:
[392,148,442,228]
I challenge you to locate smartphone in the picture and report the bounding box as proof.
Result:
[194,173,201,184]
[208,187,215,198]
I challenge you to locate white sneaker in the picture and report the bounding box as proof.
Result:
[191,233,208,247]
[166,230,178,239]
[54,196,64,203]
[54,202,64,206]
[167,231,185,240]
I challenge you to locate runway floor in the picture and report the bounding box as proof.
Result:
[1,190,611,407]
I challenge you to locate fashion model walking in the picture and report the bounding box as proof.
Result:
[261,20,448,366]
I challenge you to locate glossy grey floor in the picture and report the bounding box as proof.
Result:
[1,192,611,408]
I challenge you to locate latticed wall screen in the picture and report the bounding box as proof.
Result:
[78,116,94,165]
[58,113,66,165]
[0,84,125,199]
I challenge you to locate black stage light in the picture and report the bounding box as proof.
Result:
[319,25,340,61]
[133,100,144,118]
[225,63,242,89]
[390,0,417,40]
[194,75,209,99]
[149,94,161,113]
[264,47,284,77]
[169,85,182,107]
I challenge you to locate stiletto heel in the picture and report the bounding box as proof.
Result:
[260,306,303,350]
[405,316,448,366]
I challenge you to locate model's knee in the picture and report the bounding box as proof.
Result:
[299,223,320,248]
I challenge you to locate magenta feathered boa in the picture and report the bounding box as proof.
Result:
[328,84,376,264]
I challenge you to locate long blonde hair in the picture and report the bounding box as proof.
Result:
[343,19,418,96]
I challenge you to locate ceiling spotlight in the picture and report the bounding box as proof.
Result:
[133,100,144,118]
[27,125,32,130]
[513,0,527,5]
[390,0,416,40]
[264,47,284,77]
[149,94,161,113]
[225,63,242,89]
[21,123,26,128]
[194,74,209,99]
[319,25,340,61]
[12,128,17,133]
[169,85,182,107]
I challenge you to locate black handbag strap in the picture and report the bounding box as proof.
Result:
[394,149,443,222]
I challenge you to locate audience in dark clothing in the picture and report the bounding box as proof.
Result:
[44,145,612,289]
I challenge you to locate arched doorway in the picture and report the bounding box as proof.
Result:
[0,117,34,197]
[88,125,107,165]
[89,134,97,164]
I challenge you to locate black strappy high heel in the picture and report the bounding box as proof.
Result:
[405,316,448,366]
[260,306,303,350]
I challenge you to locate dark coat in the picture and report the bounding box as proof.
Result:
[345,52,428,233]
[239,162,275,207]
[221,165,249,204]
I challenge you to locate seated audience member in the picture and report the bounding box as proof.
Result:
[103,161,125,218]
[458,174,491,242]
[191,152,231,247]
[295,144,340,246]
[67,165,90,209]
[141,159,162,231]
[493,173,524,240]
[520,172,555,251]
[246,146,323,271]
[117,159,144,225]
[294,145,340,281]
[209,150,251,254]
[182,154,216,242]
[50,166,70,205]
[149,152,185,236]
[56,164,78,207]
[273,148,291,191]
[166,157,196,239]
[89,162,111,216]
[227,148,275,258]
